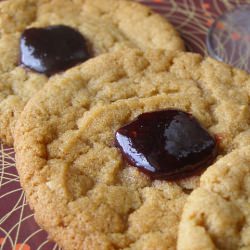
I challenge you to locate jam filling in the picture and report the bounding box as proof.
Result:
[20,25,91,76]
[115,109,218,180]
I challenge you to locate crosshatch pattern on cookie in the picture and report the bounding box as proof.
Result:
[15,49,250,250]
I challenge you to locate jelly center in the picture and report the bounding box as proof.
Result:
[115,109,218,180]
[20,25,91,76]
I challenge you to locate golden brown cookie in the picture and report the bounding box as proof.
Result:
[15,49,250,250]
[178,146,250,250]
[0,0,184,145]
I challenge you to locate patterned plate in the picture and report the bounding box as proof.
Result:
[207,3,250,71]
[0,1,248,249]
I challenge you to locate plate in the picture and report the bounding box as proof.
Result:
[0,1,248,249]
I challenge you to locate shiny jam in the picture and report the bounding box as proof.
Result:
[115,110,218,180]
[20,25,91,76]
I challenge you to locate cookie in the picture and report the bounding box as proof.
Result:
[15,49,250,250]
[0,0,184,145]
[177,146,250,250]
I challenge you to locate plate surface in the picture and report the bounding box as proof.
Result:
[0,1,248,249]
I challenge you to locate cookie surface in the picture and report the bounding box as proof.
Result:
[0,0,184,145]
[177,146,250,250]
[15,49,250,250]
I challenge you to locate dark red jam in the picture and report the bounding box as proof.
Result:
[115,110,218,180]
[20,25,91,76]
